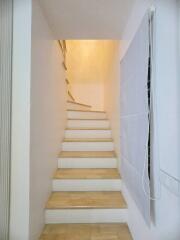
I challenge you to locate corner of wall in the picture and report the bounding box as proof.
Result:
[29,1,66,239]
[122,183,156,240]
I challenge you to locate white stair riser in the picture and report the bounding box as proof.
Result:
[53,179,121,191]
[67,120,110,128]
[45,209,127,224]
[62,142,114,151]
[58,158,117,168]
[67,102,91,111]
[65,130,112,139]
[68,111,106,119]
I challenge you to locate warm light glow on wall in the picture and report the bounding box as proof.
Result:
[65,40,120,110]
[66,40,119,84]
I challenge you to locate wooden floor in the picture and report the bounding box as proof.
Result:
[45,191,127,209]
[39,223,133,240]
[53,168,120,179]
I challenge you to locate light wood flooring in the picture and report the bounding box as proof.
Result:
[40,223,133,240]
[45,191,127,209]
[53,168,120,179]
[59,151,116,158]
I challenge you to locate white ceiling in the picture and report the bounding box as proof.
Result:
[39,0,135,39]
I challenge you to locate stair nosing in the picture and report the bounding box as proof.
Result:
[65,128,111,130]
[53,177,121,180]
[58,151,117,158]
[45,191,127,210]
[46,206,127,210]
[63,138,113,142]
[53,168,121,180]
[67,109,106,113]
[68,118,108,121]
[67,100,92,108]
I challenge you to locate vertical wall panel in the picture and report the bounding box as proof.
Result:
[0,0,13,239]
[120,13,150,225]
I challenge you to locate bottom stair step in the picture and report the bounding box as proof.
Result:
[40,223,133,240]
[45,192,127,224]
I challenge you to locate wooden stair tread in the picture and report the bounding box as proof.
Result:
[67,100,91,108]
[59,151,116,158]
[67,109,105,113]
[54,168,120,179]
[45,191,127,209]
[40,223,133,240]
[66,127,110,130]
[68,118,108,121]
[63,138,113,142]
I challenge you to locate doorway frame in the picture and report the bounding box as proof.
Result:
[0,0,13,239]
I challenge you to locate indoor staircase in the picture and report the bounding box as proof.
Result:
[40,105,133,239]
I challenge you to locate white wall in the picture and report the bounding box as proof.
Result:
[152,0,180,239]
[104,43,121,165]
[11,1,66,239]
[10,0,32,239]
[29,1,66,239]
[178,0,180,78]
[120,0,153,61]
[120,0,180,239]
[66,40,119,111]
[71,83,104,111]
[119,0,153,239]
[154,0,179,179]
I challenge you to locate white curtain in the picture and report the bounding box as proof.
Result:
[120,13,150,225]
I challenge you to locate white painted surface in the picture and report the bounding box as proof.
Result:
[104,43,121,167]
[124,180,180,240]
[62,141,114,151]
[66,40,120,111]
[122,183,155,240]
[10,0,32,239]
[29,1,66,239]
[66,41,121,111]
[120,12,150,224]
[154,0,179,181]
[152,182,180,240]
[65,129,112,139]
[117,1,153,239]
[70,83,105,111]
[160,170,180,197]
[53,179,122,191]
[119,1,180,239]
[45,209,128,224]
[59,158,117,169]
[67,119,110,129]
[39,0,135,38]
[67,110,106,119]
[120,0,153,61]
[67,102,91,111]
[151,1,180,239]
